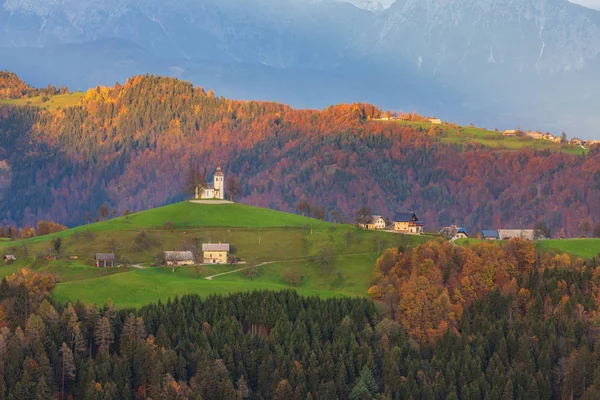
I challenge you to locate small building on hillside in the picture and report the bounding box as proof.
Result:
[454,228,469,239]
[526,132,543,140]
[195,165,225,200]
[202,243,230,264]
[503,130,517,136]
[96,253,114,268]
[428,118,442,125]
[359,215,387,230]
[164,251,195,266]
[497,229,538,241]
[393,213,424,234]
[543,133,560,143]
[480,230,500,240]
[570,138,583,146]
[3,255,16,264]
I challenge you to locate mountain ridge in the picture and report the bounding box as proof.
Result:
[1,0,599,138]
[0,73,598,236]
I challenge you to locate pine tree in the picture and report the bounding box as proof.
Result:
[94,317,114,353]
[61,342,76,400]
[274,379,294,400]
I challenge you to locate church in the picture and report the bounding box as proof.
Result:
[195,165,225,200]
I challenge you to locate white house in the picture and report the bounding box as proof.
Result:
[359,216,387,230]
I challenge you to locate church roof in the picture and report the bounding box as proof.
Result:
[214,165,224,176]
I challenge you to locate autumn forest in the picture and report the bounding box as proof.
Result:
[0,73,599,236]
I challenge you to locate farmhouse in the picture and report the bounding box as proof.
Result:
[359,215,387,230]
[543,133,560,143]
[454,228,469,239]
[393,213,424,234]
[202,243,230,264]
[164,251,195,266]
[3,255,16,263]
[503,130,517,136]
[195,165,225,200]
[480,230,500,240]
[526,132,543,140]
[428,118,442,125]
[497,229,538,241]
[96,253,114,268]
[570,138,583,146]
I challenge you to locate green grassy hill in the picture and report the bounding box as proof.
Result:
[0,92,84,111]
[455,238,600,259]
[1,201,432,308]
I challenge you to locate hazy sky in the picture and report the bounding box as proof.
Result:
[570,0,600,10]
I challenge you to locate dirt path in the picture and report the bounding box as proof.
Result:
[205,262,273,280]
[131,264,147,269]
[204,252,381,281]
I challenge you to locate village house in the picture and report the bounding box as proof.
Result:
[3,255,16,264]
[543,133,560,143]
[454,228,469,239]
[586,140,600,147]
[96,253,114,267]
[480,230,500,240]
[393,213,424,234]
[503,130,517,136]
[164,251,195,266]
[202,243,230,264]
[195,165,225,200]
[428,118,442,125]
[525,132,543,140]
[359,215,387,230]
[497,229,538,241]
[570,138,583,146]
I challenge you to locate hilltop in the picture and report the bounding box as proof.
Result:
[0,201,431,308]
[1,74,599,237]
[0,71,34,99]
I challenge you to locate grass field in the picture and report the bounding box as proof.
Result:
[455,238,600,259]
[0,92,84,111]
[52,253,383,309]
[539,239,600,259]
[390,121,586,155]
[1,201,434,308]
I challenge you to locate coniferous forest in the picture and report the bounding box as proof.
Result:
[2,239,600,399]
[1,74,599,236]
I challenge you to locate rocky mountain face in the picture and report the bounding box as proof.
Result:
[1,0,599,137]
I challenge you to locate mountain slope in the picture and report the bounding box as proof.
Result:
[1,74,599,236]
[1,0,599,138]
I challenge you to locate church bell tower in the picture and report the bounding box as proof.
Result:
[214,165,224,199]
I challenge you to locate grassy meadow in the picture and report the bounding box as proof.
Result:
[391,120,586,155]
[455,238,600,259]
[52,253,382,309]
[0,92,84,111]
[1,201,433,308]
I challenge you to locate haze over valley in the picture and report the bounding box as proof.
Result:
[1,0,599,138]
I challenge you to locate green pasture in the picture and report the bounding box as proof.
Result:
[52,253,382,309]
[1,201,435,308]
[390,121,586,155]
[0,92,84,110]
[455,238,600,259]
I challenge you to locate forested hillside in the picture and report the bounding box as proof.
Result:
[1,74,599,236]
[2,246,600,399]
